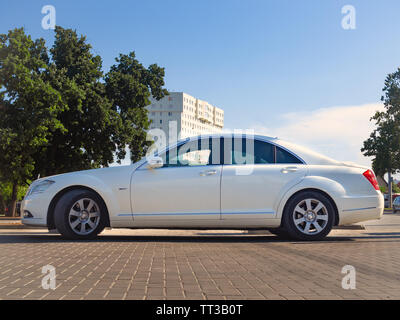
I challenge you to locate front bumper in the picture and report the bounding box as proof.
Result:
[21,193,52,227]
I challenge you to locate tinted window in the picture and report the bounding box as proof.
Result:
[254,140,274,164]
[276,146,302,164]
[231,139,274,164]
[163,138,221,167]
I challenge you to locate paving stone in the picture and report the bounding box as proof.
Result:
[1,227,400,300]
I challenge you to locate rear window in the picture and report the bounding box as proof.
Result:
[231,139,274,164]
[276,146,302,164]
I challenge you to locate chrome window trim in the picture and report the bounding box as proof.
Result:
[137,134,306,169]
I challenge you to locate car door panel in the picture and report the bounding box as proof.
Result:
[131,165,222,221]
[221,164,308,219]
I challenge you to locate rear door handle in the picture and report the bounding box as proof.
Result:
[281,166,298,173]
[200,169,217,176]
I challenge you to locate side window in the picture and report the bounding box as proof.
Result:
[276,146,302,164]
[163,138,221,167]
[230,138,274,165]
[168,149,211,167]
[254,140,274,164]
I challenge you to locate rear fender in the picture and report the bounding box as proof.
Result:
[276,176,345,220]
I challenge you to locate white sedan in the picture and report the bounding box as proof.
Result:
[21,134,383,240]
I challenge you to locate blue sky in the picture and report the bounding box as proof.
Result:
[1,0,400,165]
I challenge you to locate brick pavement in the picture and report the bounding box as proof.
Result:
[0,222,400,300]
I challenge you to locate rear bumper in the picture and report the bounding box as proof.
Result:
[338,193,384,225]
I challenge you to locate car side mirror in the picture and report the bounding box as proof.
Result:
[147,156,163,169]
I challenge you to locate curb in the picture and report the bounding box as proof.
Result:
[246,230,270,235]
[247,224,365,234]
[0,224,43,229]
[333,225,365,230]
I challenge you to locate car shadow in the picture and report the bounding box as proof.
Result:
[0,233,360,244]
[2,230,400,244]
[365,232,400,236]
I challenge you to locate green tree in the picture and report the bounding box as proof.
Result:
[32,27,121,176]
[0,27,168,214]
[0,28,64,216]
[0,180,28,215]
[105,52,169,163]
[362,68,400,203]
[363,118,400,176]
[0,179,9,215]
[33,27,168,176]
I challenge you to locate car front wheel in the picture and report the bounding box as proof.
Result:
[54,189,107,239]
[282,191,334,241]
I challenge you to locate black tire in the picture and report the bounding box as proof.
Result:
[54,189,107,240]
[282,191,334,241]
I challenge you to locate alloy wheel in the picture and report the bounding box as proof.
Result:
[292,198,329,235]
[68,198,101,235]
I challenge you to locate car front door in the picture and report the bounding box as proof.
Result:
[221,137,308,220]
[130,137,222,223]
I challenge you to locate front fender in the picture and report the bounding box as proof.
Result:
[47,173,122,222]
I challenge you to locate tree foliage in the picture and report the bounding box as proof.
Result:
[31,27,168,176]
[33,27,122,176]
[0,28,64,215]
[105,52,168,163]
[362,68,400,176]
[0,27,168,215]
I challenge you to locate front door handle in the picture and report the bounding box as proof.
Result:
[281,166,298,173]
[200,169,217,176]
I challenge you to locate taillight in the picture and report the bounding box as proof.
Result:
[363,169,380,190]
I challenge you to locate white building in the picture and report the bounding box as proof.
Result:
[146,92,224,143]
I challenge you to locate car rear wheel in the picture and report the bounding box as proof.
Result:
[282,191,334,241]
[54,189,107,239]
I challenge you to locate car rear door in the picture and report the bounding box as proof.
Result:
[221,137,308,220]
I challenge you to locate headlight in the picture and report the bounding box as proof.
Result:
[28,180,55,196]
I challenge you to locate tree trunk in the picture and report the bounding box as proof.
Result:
[388,171,393,208]
[8,182,18,217]
[0,192,5,216]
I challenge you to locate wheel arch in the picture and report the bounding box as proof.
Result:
[47,185,111,230]
[280,188,339,227]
